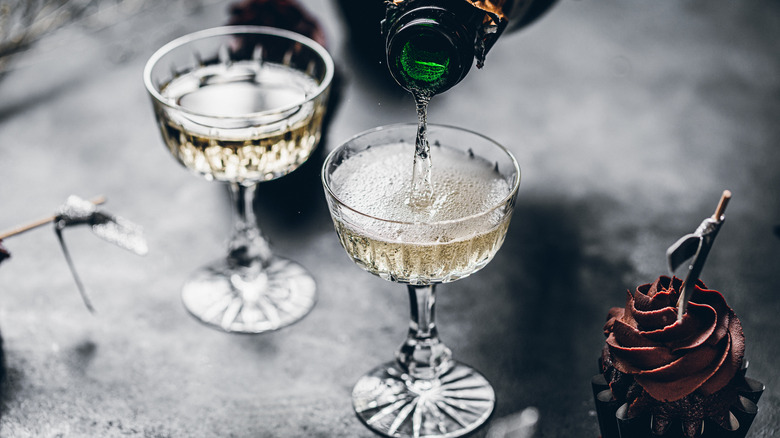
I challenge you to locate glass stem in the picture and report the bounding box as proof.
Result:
[396,284,453,381]
[227,182,272,268]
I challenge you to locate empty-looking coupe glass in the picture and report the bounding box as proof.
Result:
[322,124,520,437]
[144,26,333,333]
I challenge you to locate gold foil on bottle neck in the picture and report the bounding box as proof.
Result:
[467,0,510,24]
[390,0,510,25]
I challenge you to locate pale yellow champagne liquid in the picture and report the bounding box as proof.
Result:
[158,60,325,183]
[329,143,512,284]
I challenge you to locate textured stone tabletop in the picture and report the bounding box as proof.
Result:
[1,0,778,436]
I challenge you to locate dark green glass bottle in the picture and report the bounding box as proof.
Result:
[384,2,478,95]
[382,0,556,94]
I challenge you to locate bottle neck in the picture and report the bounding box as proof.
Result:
[385,3,477,94]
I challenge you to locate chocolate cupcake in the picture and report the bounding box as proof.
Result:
[593,276,764,438]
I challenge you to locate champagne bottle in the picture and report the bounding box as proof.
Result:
[382,0,556,94]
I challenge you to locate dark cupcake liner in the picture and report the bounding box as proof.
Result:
[593,362,764,438]
[736,377,764,405]
[595,388,620,438]
[592,373,610,397]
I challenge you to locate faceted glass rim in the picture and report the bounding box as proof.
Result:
[322,123,521,227]
[143,25,335,120]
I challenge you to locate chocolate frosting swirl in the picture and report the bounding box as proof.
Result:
[603,276,745,403]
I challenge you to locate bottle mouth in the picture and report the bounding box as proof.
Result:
[386,10,474,94]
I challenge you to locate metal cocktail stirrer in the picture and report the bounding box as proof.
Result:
[0,195,148,312]
[666,190,731,321]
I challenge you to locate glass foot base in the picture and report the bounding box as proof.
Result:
[181,256,316,333]
[352,361,495,438]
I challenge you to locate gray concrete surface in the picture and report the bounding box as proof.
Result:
[1,0,778,436]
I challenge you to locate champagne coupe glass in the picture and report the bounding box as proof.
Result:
[144,26,333,333]
[322,124,520,437]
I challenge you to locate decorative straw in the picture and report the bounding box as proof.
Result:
[0,196,106,240]
[676,190,731,319]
